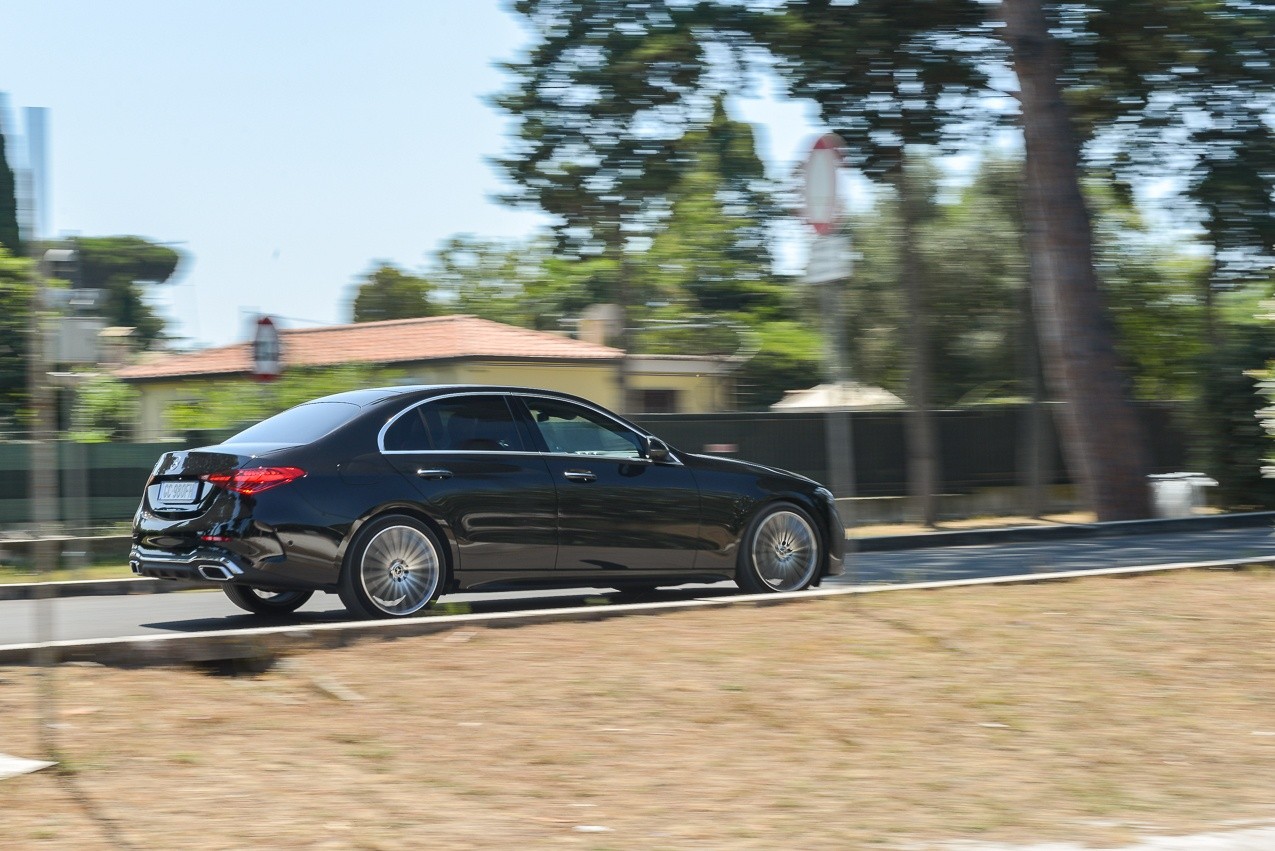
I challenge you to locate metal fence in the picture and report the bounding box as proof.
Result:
[0,440,183,529]
[633,402,1190,497]
[0,403,1191,529]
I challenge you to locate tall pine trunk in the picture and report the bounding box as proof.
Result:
[897,171,940,527]
[1001,0,1152,520]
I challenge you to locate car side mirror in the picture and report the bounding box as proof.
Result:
[644,436,672,463]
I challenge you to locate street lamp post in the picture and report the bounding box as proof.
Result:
[26,251,60,572]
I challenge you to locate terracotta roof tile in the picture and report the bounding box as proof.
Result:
[116,315,623,381]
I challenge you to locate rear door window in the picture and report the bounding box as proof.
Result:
[381,395,526,453]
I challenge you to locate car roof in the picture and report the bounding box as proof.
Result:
[308,385,593,408]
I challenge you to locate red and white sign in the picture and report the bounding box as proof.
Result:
[252,315,282,381]
[802,133,845,236]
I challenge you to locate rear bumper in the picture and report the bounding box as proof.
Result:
[129,546,251,583]
[129,545,315,592]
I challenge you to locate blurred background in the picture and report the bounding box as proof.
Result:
[1,0,1273,551]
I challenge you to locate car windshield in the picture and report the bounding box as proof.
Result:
[225,401,361,445]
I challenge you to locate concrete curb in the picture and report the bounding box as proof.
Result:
[0,577,202,602]
[3,555,1273,668]
[1,510,1271,602]
[853,510,1275,552]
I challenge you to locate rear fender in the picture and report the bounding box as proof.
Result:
[338,502,458,587]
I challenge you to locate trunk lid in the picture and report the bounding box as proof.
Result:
[144,444,289,514]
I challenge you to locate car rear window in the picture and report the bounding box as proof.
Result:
[224,401,361,445]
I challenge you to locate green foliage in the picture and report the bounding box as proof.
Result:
[350,263,440,323]
[1087,180,1210,401]
[0,247,33,429]
[1065,1,1275,283]
[734,320,822,411]
[67,375,139,443]
[72,236,183,348]
[165,365,403,439]
[922,158,1030,405]
[745,0,996,179]
[841,154,1030,406]
[494,0,707,256]
[1220,324,1275,507]
[645,97,785,317]
[833,152,1218,410]
[0,126,20,256]
[418,236,607,332]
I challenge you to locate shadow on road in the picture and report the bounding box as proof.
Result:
[139,585,744,632]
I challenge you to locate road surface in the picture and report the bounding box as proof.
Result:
[2,524,1273,647]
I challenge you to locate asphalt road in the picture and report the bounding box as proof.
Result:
[2,524,1273,648]
[838,525,1275,584]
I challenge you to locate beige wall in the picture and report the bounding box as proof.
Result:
[128,357,731,439]
[135,383,190,440]
[432,362,622,409]
[628,370,729,413]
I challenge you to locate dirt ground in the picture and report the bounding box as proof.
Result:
[3,569,1275,850]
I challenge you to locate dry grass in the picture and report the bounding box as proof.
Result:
[0,564,133,585]
[3,570,1275,849]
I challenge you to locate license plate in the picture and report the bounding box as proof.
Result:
[159,481,200,503]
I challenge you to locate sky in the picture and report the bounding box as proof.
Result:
[0,0,826,349]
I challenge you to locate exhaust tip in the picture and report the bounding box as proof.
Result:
[198,564,232,581]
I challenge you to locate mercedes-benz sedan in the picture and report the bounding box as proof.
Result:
[130,386,845,619]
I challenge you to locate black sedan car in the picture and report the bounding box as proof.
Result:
[131,386,844,619]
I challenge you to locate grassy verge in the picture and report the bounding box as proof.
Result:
[0,563,133,585]
[3,569,1275,849]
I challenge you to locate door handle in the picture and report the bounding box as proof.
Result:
[563,469,596,483]
[416,468,453,480]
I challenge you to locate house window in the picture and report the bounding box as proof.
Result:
[633,389,680,414]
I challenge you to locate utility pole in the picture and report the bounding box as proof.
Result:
[21,107,58,579]
[26,261,57,556]
[802,134,856,500]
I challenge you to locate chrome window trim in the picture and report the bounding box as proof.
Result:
[376,390,681,466]
[514,392,684,467]
[377,391,527,455]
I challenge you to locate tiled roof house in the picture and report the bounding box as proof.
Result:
[118,314,731,438]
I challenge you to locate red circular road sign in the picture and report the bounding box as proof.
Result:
[803,133,845,236]
[252,316,282,381]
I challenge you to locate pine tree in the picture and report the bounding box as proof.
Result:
[0,119,21,255]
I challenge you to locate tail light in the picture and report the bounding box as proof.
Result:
[203,466,306,496]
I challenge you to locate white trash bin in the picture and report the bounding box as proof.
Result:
[1148,473,1218,518]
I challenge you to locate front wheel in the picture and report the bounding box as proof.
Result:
[735,503,823,594]
[222,584,314,615]
[339,515,445,619]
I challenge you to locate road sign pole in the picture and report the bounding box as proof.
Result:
[819,274,856,503]
[802,135,856,503]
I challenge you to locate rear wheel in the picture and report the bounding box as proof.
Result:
[222,584,313,615]
[735,503,822,594]
[339,515,445,619]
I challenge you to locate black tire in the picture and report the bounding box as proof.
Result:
[735,502,823,594]
[222,584,314,615]
[339,514,446,619]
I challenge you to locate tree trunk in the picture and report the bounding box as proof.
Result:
[1016,277,1050,518]
[897,173,940,527]
[1001,0,1152,521]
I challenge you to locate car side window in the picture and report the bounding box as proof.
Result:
[382,406,436,452]
[522,397,642,459]
[383,395,525,452]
